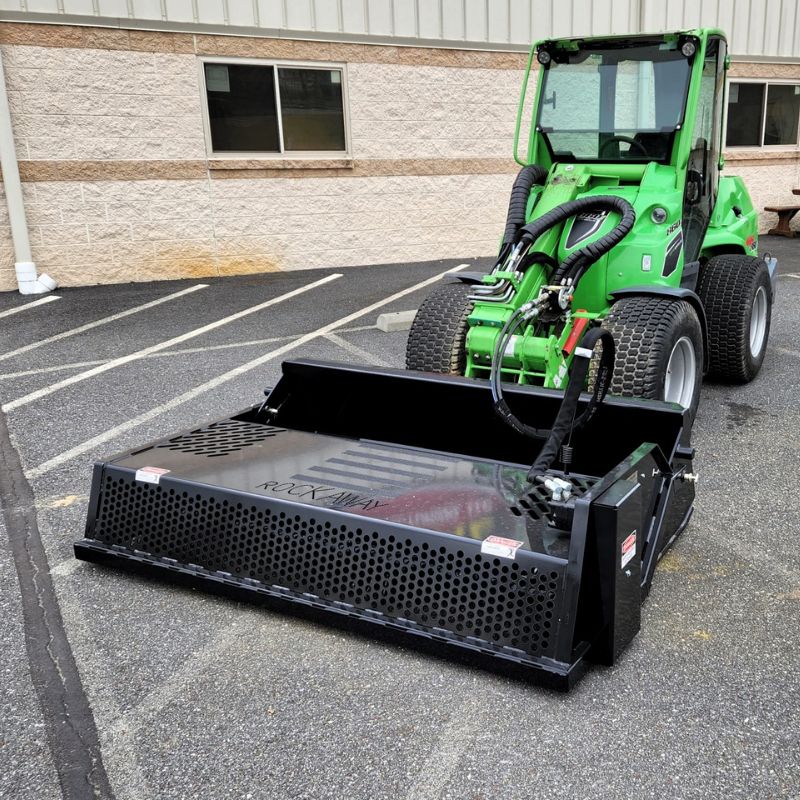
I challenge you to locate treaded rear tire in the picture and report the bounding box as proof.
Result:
[599,296,704,421]
[696,254,772,382]
[406,282,474,375]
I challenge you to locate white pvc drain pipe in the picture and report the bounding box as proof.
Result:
[0,49,56,294]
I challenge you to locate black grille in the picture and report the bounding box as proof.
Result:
[93,474,565,658]
[512,474,597,520]
[155,419,284,457]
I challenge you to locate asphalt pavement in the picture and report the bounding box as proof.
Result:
[0,242,798,800]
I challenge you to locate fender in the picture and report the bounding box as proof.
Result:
[608,286,710,373]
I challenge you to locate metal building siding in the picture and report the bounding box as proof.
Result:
[1,0,799,58]
[640,0,800,58]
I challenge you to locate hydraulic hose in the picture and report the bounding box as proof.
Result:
[503,165,548,247]
[496,165,548,264]
[516,195,636,286]
[527,327,615,481]
[554,197,635,283]
[489,194,631,452]
[491,306,551,440]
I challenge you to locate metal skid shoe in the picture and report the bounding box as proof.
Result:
[75,360,695,690]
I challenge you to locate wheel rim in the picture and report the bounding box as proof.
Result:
[664,336,697,408]
[749,286,768,357]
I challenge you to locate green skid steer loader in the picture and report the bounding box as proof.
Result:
[77,30,776,689]
[408,29,774,424]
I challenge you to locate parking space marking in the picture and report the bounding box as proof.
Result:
[0,325,378,381]
[405,692,487,800]
[0,294,60,319]
[0,358,108,380]
[106,618,250,741]
[324,332,392,367]
[0,283,208,363]
[27,265,466,479]
[781,273,800,279]
[50,557,83,579]
[3,273,342,412]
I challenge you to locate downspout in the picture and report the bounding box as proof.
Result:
[0,47,55,294]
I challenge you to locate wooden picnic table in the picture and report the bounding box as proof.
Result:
[765,189,800,236]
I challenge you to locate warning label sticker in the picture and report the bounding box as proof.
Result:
[481,535,524,560]
[621,531,637,568]
[135,466,170,485]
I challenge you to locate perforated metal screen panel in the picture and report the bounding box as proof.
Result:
[155,419,285,457]
[512,475,597,520]
[92,471,566,659]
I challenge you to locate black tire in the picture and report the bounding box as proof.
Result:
[599,296,704,420]
[696,254,772,382]
[406,282,474,374]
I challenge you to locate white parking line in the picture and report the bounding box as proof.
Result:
[773,346,800,360]
[27,265,467,479]
[0,359,108,380]
[50,557,83,579]
[0,325,379,381]
[3,273,342,412]
[781,273,800,279]
[0,294,60,319]
[324,332,392,367]
[106,618,251,740]
[0,283,207,363]
[405,692,487,800]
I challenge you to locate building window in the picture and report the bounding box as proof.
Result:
[726,81,800,147]
[202,60,348,155]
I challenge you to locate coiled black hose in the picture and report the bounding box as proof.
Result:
[503,165,548,246]
[517,195,636,285]
[495,165,548,264]
[490,196,631,454]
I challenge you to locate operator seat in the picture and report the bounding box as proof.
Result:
[631,132,672,161]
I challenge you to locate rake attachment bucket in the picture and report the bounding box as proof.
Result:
[76,360,694,690]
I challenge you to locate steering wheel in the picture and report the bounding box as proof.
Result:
[599,135,648,158]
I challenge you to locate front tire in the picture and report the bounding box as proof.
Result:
[696,254,772,382]
[600,296,704,421]
[406,282,474,375]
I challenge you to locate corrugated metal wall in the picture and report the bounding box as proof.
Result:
[0,0,799,59]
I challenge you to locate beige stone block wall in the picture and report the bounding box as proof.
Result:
[0,172,513,289]
[3,24,795,293]
[0,185,13,291]
[0,36,526,290]
[0,44,525,163]
[347,63,523,158]
[725,161,800,233]
[1,44,206,161]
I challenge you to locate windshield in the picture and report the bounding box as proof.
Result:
[537,43,691,162]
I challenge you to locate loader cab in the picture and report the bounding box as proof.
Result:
[682,35,727,261]
[529,30,728,260]
[533,35,695,165]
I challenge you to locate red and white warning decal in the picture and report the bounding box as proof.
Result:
[135,466,170,485]
[481,535,524,560]
[621,531,637,568]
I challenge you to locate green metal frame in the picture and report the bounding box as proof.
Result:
[466,28,759,388]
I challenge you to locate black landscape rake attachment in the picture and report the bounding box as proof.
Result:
[76,360,695,690]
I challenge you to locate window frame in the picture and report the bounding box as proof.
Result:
[198,56,352,159]
[726,78,800,150]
